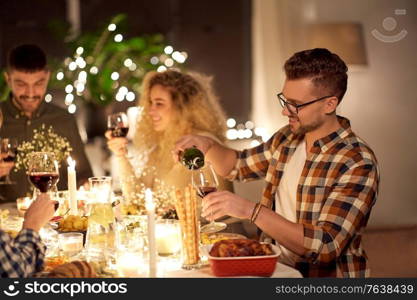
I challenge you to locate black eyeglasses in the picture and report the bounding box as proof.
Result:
[277,93,334,115]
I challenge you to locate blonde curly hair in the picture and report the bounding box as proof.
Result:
[133,70,227,175]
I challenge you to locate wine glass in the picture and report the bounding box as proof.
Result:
[27,152,60,210]
[0,138,18,184]
[191,163,227,234]
[107,112,129,138]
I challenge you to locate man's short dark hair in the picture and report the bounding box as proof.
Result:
[7,44,47,72]
[284,48,348,102]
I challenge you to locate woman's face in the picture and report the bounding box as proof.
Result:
[148,84,175,132]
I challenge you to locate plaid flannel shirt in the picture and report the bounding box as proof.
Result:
[227,116,379,277]
[0,229,46,277]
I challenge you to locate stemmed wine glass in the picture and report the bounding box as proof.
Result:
[27,152,60,210]
[107,112,129,138]
[191,163,227,234]
[107,112,131,158]
[0,138,18,184]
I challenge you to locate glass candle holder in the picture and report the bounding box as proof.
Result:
[155,219,181,256]
[58,232,84,258]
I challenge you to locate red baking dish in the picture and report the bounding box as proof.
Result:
[204,244,281,277]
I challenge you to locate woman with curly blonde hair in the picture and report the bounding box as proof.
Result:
[106,70,233,215]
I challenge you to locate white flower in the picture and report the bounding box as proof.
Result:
[14,124,73,171]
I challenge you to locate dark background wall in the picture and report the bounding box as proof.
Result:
[0,0,251,123]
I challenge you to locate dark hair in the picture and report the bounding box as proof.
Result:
[6,44,47,72]
[284,48,348,102]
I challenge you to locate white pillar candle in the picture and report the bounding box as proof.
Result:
[145,188,157,277]
[67,156,78,215]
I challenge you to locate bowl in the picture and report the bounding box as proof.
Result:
[203,243,281,277]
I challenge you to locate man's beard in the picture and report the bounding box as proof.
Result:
[293,118,323,135]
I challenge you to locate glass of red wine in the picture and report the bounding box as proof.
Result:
[0,138,18,184]
[107,112,131,158]
[191,163,226,234]
[107,112,129,138]
[27,152,60,211]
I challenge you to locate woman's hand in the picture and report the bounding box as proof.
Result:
[105,130,128,157]
[201,190,255,221]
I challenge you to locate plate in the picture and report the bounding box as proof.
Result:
[200,232,246,245]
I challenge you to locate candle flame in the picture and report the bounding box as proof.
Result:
[67,156,76,168]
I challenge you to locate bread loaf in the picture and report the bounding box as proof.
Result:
[48,261,96,278]
[209,239,274,257]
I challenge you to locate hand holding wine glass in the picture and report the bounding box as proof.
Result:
[107,112,129,138]
[106,112,131,158]
[191,163,227,233]
[27,152,60,211]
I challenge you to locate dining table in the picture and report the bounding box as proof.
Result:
[0,201,303,278]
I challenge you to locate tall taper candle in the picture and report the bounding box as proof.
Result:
[145,188,156,277]
[67,156,78,215]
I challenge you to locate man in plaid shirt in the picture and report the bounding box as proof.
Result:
[0,194,55,277]
[175,48,379,277]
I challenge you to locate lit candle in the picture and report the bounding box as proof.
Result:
[117,252,146,277]
[155,221,181,255]
[67,156,78,215]
[145,188,157,277]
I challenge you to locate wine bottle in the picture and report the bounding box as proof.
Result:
[180,146,205,170]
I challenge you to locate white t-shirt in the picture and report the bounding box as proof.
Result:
[275,140,306,266]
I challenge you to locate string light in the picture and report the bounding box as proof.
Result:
[65,84,74,93]
[128,63,137,71]
[226,118,236,128]
[118,86,128,95]
[115,93,124,102]
[65,94,74,105]
[76,47,84,55]
[126,91,135,101]
[90,66,98,74]
[124,58,133,67]
[68,104,77,114]
[157,66,167,72]
[150,57,159,65]
[114,34,123,42]
[164,46,174,54]
[108,24,116,31]
[45,94,53,103]
[164,58,174,67]
[56,72,64,80]
[68,62,77,71]
[111,72,120,80]
[57,21,188,110]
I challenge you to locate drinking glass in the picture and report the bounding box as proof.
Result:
[85,176,117,275]
[58,232,84,259]
[191,163,226,234]
[0,137,18,184]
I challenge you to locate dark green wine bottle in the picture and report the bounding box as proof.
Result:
[180,146,205,170]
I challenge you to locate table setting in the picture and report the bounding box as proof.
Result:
[0,151,302,278]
